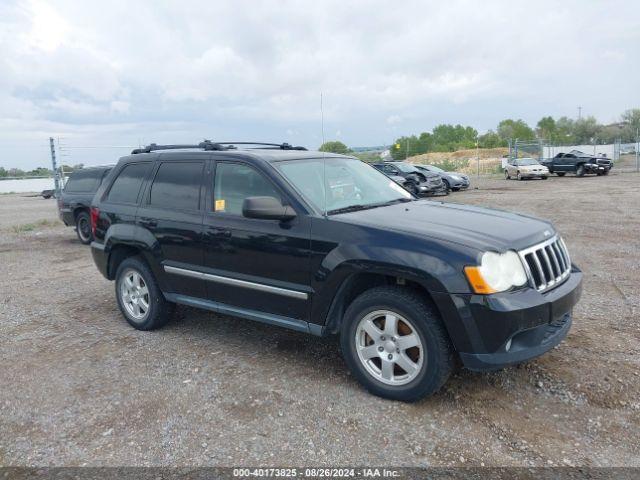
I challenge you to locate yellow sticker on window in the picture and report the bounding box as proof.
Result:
[215,199,226,211]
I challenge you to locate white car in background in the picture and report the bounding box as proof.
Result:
[505,158,549,180]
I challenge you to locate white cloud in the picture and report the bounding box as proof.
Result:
[0,0,639,168]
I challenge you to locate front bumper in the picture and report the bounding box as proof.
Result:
[432,266,583,371]
[520,171,548,178]
[450,178,470,189]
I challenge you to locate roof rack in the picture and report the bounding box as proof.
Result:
[131,140,307,154]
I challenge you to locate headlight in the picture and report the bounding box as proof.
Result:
[464,251,528,294]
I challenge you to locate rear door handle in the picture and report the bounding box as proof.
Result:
[139,217,158,228]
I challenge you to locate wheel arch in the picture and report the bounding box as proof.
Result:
[321,269,448,337]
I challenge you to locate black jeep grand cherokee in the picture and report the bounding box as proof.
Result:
[90,141,582,401]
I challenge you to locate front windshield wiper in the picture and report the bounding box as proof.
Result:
[326,198,412,215]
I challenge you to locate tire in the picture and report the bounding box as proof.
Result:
[75,211,93,245]
[505,170,510,180]
[603,169,610,175]
[556,172,566,177]
[407,182,419,196]
[517,171,523,181]
[115,256,173,331]
[576,165,585,177]
[541,176,548,180]
[442,179,451,191]
[340,286,454,402]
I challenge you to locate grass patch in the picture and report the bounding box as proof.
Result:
[11,219,58,234]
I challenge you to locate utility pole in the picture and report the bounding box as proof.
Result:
[49,137,61,197]
[578,106,582,120]
[636,128,640,172]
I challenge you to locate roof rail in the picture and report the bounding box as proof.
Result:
[131,140,307,154]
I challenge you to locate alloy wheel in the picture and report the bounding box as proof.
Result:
[354,310,424,386]
[120,269,150,321]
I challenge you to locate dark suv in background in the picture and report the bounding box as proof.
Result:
[90,141,582,402]
[58,166,113,244]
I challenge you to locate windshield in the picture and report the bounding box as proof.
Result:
[394,163,420,173]
[517,158,539,166]
[425,165,444,173]
[274,157,412,215]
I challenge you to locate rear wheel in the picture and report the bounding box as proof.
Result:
[504,170,510,180]
[75,211,93,245]
[340,286,454,402]
[115,256,173,330]
[541,176,548,180]
[576,164,585,177]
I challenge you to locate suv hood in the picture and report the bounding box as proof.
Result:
[334,200,554,252]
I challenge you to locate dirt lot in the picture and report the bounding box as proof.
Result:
[1,172,639,467]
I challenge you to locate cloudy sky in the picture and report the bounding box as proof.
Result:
[1,0,639,169]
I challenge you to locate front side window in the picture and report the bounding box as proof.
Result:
[149,161,203,210]
[274,157,412,214]
[214,163,282,215]
[106,163,150,204]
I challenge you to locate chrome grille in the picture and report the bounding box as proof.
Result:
[518,236,571,292]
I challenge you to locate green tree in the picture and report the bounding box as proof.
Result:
[0,167,7,178]
[497,119,536,142]
[318,141,351,155]
[555,117,575,144]
[573,116,601,144]
[536,116,556,141]
[431,124,477,151]
[622,108,640,141]
[478,130,505,148]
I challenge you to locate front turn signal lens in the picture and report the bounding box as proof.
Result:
[464,266,497,294]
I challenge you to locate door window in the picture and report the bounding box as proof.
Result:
[149,161,204,211]
[64,170,101,192]
[106,163,151,204]
[213,163,282,215]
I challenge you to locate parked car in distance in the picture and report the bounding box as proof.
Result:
[504,158,549,180]
[540,150,612,177]
[90,141,582,402]
[414,164,470,191]
[58,165,113,244]
[372,161,447,196]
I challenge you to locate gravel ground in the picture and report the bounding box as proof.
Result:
[0,172,639,467]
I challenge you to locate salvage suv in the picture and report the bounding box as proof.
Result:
[90,141,583,401]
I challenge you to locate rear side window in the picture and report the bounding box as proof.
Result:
[149,161,204,210]
[64,170,101,192]
[106,163,150,204]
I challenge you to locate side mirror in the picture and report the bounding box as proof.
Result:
[242,196,296,221]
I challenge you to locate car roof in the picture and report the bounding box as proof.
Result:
[117,149,349,164]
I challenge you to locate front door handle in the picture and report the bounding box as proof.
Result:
[207,226,232,238]
[139,217,158,228]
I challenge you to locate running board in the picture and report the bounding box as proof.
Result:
[163,293,323,336]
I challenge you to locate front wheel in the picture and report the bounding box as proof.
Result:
[576,165,585,177]
[603,169,610,175]
[75,211,93,245]
[115,256,173,330]
[517,171,524,181]
[340,286,454,402]
[556,172,566,177]
[505,170,510,180]
[541,176,548,180]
